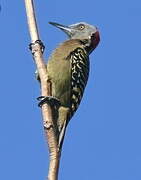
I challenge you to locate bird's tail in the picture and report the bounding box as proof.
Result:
[57,106,70,150]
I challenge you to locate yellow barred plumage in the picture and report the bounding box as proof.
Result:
[70,47,89,116]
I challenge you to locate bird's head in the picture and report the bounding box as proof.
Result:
[49,22,100,53]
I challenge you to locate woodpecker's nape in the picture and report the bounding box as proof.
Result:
[43,21,100,149]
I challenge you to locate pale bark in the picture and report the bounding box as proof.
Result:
[24,1,60,179]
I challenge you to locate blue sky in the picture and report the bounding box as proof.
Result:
[0,0,141,179]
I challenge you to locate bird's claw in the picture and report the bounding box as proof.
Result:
[37,96,61,107]
[29,40,45,55]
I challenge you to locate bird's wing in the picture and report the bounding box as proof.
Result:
[58,47,89,149]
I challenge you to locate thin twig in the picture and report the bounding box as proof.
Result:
[24,0,60,179]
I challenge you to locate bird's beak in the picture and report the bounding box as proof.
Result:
[49,22,73,37]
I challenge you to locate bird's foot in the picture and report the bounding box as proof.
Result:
[37,96,61,107]
[29,40,45,55]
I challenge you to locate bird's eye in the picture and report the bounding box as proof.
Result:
[78,24,85,30]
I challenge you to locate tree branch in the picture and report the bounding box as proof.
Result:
[24,1,60,179]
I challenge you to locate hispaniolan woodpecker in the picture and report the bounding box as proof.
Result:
[40,22,100,149]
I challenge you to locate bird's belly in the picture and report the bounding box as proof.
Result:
[53,78,71,107]
[47,59,71,107]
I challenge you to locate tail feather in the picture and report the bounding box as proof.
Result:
[58,120,67,150]
[57,106,70,149]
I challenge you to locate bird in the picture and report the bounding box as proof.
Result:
[39,21,100,150]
